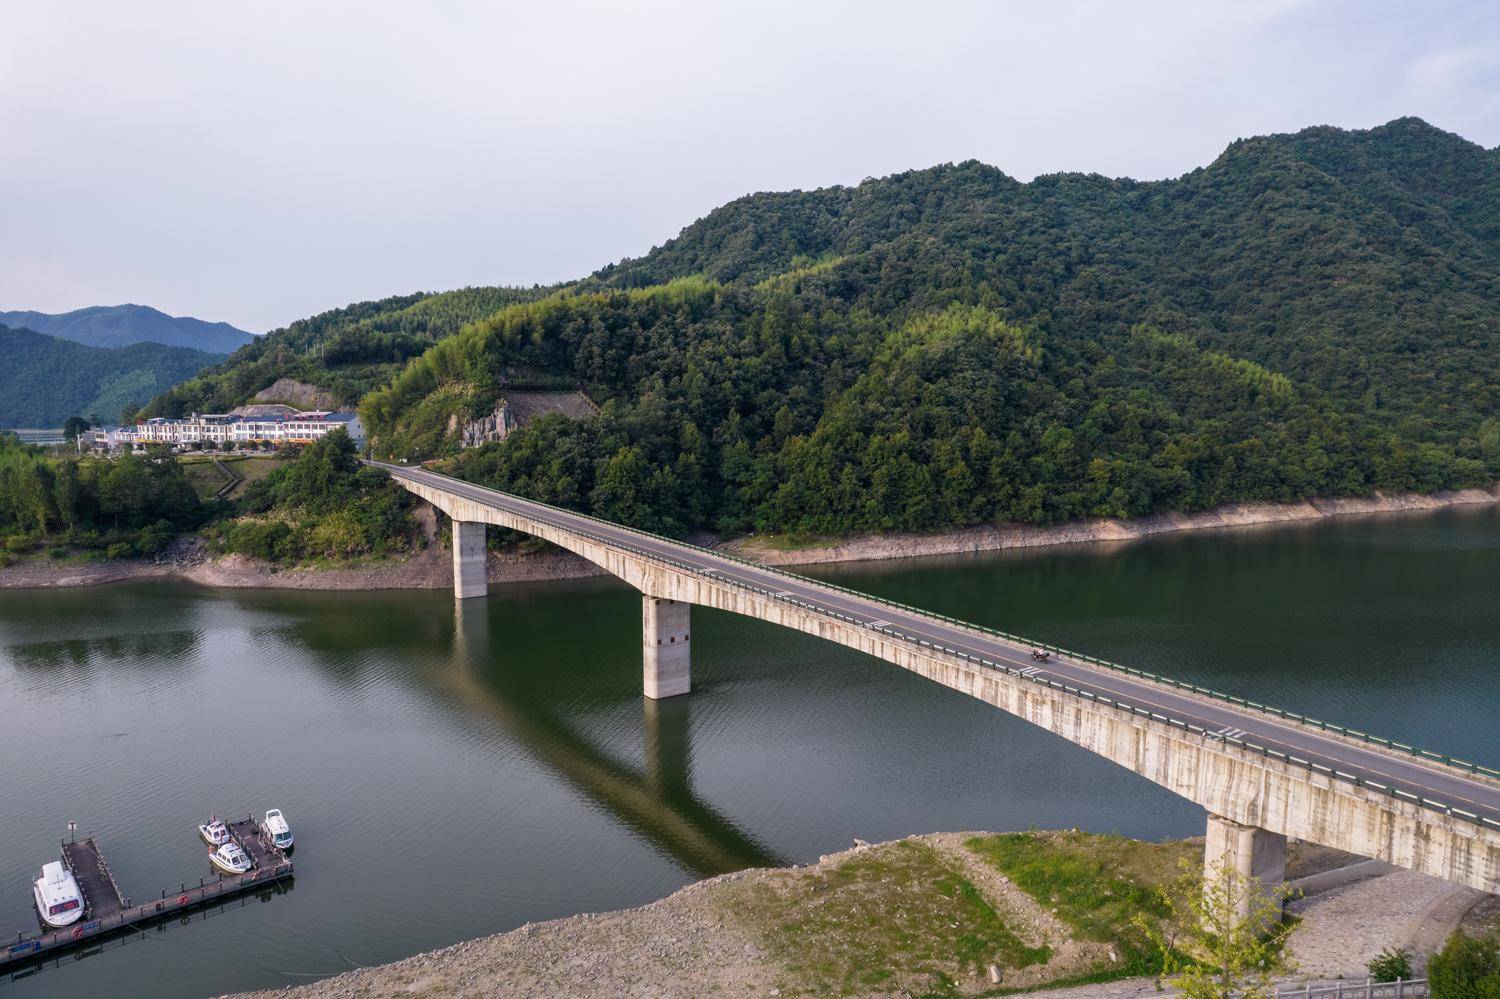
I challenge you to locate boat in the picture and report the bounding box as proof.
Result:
[261,808,293,851]
[209,841,252,875]
[198,815,231,847]
[33,861,85,928]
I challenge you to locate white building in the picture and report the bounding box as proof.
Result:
[93,411,364,451]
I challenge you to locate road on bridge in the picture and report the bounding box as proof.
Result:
[380,462,1500,831]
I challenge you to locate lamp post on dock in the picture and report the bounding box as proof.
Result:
[66,821,76,843]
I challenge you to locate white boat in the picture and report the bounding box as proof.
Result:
[261,809,293,851]
[33,861,85,928]
[209,841,252,875]
[198,815,231,847]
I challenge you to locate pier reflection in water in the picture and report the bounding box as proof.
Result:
[2,505,1495,998]
[447,597,779,876]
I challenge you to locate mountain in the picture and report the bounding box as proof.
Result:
[136,286,556,418]
[0,304,255,353]
[154,118,1500,538]
[0,326,226,427]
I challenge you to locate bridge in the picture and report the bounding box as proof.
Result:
[378,461,1500,913]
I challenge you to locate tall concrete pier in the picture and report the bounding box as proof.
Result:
[1206,813,1287,919]
[452,520,487,599]
[643,596,691,699]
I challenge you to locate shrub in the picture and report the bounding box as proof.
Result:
[1368,947,1414,982]
[1429,933,1500,999]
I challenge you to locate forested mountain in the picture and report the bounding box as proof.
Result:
[0,304,254,353]
[0,327,225,428]
[139,117,1500,542]
[137,286,556,417]
[363,118,1499,537]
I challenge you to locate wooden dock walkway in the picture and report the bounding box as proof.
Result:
[3,825,292,971]
[59,836,127,920]
[228,814,281,869]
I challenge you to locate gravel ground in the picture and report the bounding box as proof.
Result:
[224,833,1490,999]
[1288,868,1482,977]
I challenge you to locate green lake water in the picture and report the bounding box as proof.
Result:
[1,505,1496,996]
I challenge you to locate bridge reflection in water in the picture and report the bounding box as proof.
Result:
[451,598,779,878]
[388,461,1500,914]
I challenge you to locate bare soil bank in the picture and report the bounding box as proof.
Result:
[728,483,1500,567]
[4,483,1496,591]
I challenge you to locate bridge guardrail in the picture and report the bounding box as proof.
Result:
[389,465,1500,830]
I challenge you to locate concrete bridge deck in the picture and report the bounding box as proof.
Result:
[378,461,1500,902]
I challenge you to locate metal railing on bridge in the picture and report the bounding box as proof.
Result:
[389,465,1500,832]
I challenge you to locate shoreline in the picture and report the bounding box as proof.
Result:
[4,482,1496,592]
[224,830,1471,998]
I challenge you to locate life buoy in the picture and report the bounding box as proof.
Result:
[177,894,189,906]
[71,926,85,940]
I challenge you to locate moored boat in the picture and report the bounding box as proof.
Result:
[261,809,293,851]
[32,861,85,928]
[209,841,252,875]
[198,815,230,847]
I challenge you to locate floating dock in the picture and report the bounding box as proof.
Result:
[3,820,292,971]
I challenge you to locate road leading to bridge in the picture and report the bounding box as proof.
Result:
[379,462,1500,834]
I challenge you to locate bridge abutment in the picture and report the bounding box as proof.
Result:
[452,520,488,599]
[643,596,691,699]
[1205,813,1286,923]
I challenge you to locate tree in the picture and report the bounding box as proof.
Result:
[1137,860,1296,999]
[62,416,91,442]
[1428,934,1500,998]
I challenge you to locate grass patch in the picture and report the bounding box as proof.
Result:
[966,831,1196,973]
[725,839,1051,998]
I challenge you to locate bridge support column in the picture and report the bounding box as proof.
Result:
[642,596,690,699]
[1205,814,1286,924]
[452,520,488,600]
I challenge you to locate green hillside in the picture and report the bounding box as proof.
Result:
[133,117,1500,544]
[0,304,254,353]
[357,118,1498,537]
[137,286,557,418]
[0,327,226,428]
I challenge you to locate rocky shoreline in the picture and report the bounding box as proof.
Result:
[222,830,1482,999]
[3,483,1495,591]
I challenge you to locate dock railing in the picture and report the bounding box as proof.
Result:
[4,857,292,968]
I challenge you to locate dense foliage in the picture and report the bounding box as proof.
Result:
[139,285,557,418]
[0,432,208,561]
[143,117,1500,544]
[1428,933,1500,998]
[361,120,1499,539]
[0,326,226,427]
[206,431,415,562]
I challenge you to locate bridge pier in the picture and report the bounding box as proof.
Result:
[642,596,691,699]
[452,520,488,599]
[1205,813,1286,923]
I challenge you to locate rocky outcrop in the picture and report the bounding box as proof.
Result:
[250,378,340,411]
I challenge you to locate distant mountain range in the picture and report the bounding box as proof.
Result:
[0,304,255,353]
[0,326,226,427]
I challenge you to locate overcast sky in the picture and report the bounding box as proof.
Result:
[2,0,1497,333]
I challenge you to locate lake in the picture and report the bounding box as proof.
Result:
[1,504,1497,996]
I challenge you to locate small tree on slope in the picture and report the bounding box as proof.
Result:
[1137,859,1296,999]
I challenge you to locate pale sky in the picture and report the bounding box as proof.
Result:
[2,0,1497,333]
